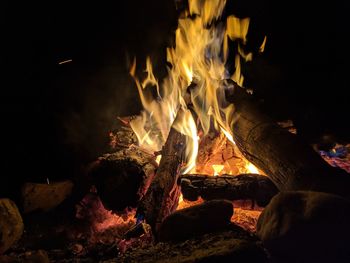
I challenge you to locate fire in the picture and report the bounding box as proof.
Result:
[129,0,259,170]
[128,0,266,228]
[212,164,224,176]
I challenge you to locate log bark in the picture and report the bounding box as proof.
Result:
[137,109,188,233]
[179,173,278,207]
[223,79,350,198]
[90,146,157,211]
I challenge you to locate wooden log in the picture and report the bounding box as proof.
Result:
[90,146,157,211]
[137,109,188,233]
[179,173,278,207]
[223,79,350,198]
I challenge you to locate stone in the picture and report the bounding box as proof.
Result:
[158,200,233,242]
[21,180,74,213]
[0,199,24,254]
[257,191,350,262]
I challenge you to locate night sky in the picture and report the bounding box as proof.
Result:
[2,0,350,198]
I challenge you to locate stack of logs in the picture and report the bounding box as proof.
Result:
[88,80,350,261]
[2,80,350,263]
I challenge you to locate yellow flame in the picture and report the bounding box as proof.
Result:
[246,162,259,174]
[259,36,267,53]
[212,164,224,176]
[128,0,259,175]
[173,109,199,174]
[226,16,250,43]
[155,155,162,165]
[189,0,227,25]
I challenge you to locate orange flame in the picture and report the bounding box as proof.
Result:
[129,0,262,177]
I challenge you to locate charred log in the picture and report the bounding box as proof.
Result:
[137,109,188,233]
[90,147,157,211]
[179,173,278,207]
[223,79,350,198]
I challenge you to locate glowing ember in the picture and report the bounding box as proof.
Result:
[319,144,350,173]
[76,191,152,251]
[231,208,261,232]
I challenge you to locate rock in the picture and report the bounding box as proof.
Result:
[23,250,50,263]
[21,180,74,213]
[0,199,24,254]
[257,191,350,262]
[158,200,233,242]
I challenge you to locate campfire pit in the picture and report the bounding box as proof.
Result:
[2,0,350,262]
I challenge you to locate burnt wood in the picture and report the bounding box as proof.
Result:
[90,147,157,211]
[180,173,278,207]
[223,79,350,198]
[137,109,188,233]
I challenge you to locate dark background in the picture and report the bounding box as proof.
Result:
[1,0,349,198]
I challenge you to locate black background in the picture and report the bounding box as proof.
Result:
[1,0,349,197]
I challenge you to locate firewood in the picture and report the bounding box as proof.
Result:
[223,79,350,198]
[137,109,188,233]
[179,173,278,207]
[90,146,157,211]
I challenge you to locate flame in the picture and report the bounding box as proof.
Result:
[173,109,199,174]
[129,0,260,178]
[226,16,250,43]
[259,36,267,53]
[155,155,162,165]
[212,164,224,176]
[246,162,260,174]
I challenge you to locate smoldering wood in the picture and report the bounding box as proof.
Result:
[223,79,350,198]
[137,109,188,233]
[90,147,157,211]
[179,173,278,207]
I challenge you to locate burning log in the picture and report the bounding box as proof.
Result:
[90,147,157,211]
[223,79,350,198]
[179,173,278,207]
[137,109,188,233]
